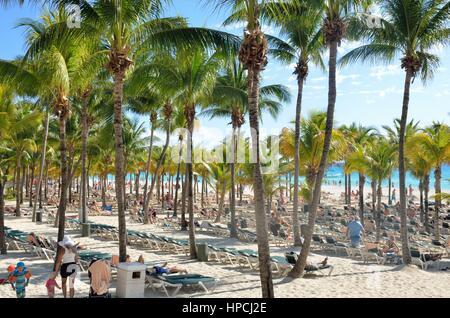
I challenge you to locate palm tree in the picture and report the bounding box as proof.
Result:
[262,3,325,246]
[125,88,162,213]
[383,119,419,206]
[288,0,370,278]
[340,0,450,264]
[342,124,378,225]
[413,123,450,239]
[213,0,289,298]
[406,136,433,231]
[202,58,289,238]
[350,139,397,241]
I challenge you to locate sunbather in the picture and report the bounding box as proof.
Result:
[381,236,400,254]
[149,262,188,275]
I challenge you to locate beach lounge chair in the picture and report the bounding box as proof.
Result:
[146,274,218,297]
[236,249,259,269]
[410,250,441,270]
[270,256,292,276]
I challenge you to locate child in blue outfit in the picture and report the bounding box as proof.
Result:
[10,262,32,298]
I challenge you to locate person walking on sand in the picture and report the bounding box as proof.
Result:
[55,236,79,298]
[345,216,365,248]
[409,185,414,199]
[391,189,396,204]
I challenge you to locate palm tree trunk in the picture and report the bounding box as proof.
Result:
[398,69,413,264]
[388,175,392,205]
[80,91,89,224]
[28,164,35,207]
[358,173,365,226]
[230,126,238,238]
[201,177,205,208]
[44,164,48,202]
[129,174,133,195]
[15,155,21,217]
[173,137,183,217]
[376,180,382,242]
[344,173,348,205]
[101,175,106,207]
[216,181,226,223]
[185,104,197,258]
[247,63,273,298]
[371,180,377,218]
[25,165,29,202]
[135,170,140,199]
[0,177,6,255]
[419,180,424,223]
[424,174,430,232]
[142,122,155,222]
[143,124,171,220]
[292,73,305,246]
[112,70,127,262]
[348,173,352,207]
[54,110,69,270]
[290,38,338,279]
[181,172,187,230]
[433,165,441,240]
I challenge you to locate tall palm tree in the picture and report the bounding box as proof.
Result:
[289,0,370,278]
[262,3,325,246]
[125,88,162,213]
[340,0,450,264]
[213,0,283,298]
[202,58,289,238]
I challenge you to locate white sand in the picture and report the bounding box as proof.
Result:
[1,211,449,298]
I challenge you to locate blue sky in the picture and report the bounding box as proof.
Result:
[1,1,449,148]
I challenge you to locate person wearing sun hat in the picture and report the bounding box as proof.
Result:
[55,235,79,298]
[10,261,32,298]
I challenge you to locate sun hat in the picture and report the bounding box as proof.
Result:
[58,235,75,247]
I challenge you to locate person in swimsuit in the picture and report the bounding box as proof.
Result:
[55,236,79,298]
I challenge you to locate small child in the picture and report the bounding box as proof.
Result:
[45,272,61,298]
[9,262,32,298]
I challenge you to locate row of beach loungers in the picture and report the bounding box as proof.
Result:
[66,219,331,277]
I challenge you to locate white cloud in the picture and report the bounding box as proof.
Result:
[370,64,402,80]
[336,71,360,84]
[338,40,363,55]
[310,76,327,82]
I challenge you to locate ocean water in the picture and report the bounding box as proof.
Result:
[105,164,450,191]
[323,164,450,191]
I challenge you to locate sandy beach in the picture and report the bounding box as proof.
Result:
[2,208,449,298]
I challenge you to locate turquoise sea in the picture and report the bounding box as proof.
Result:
[107,164,450,191]
[323,164,450,191]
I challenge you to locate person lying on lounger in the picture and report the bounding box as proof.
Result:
[138,256,188,275]
[304,257,329,271]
